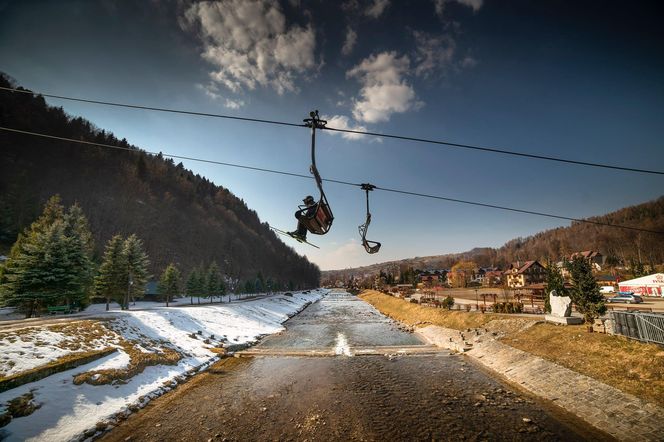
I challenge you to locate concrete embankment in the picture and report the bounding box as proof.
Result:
[417,325,664,442]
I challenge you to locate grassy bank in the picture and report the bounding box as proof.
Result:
[506,323,664,407]
[360,290,664,407]
[359,290,497,329]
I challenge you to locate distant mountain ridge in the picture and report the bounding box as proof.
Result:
[322,197,664,283]
[0,74,319,287]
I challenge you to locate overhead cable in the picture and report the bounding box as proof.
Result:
[1,86,662,176]
[1,126,662,236]
[0,86,304,129]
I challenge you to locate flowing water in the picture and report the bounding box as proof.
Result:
[103,291,609,441]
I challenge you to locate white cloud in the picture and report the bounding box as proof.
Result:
[224,98,245,109]
[365,0,390,18]
[323,115,369,140]
[341,27,357,56]
[347,51,421,123]
[433,0,483,17]
[184,0,317,95]
[413,30,456,78]
[460,56,478,68]
[197,83,246,109]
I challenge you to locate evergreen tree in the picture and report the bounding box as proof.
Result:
[62,203,95,308]
[123,234,150,307]
[158,263,181,307]
[244,279,254,294]
[256,272,265,294]
[565,257,606,327]
[544,260,567,313]
[3,222,68,316]
[196,266,207,304]
[186,268,199,305]
[206,261,221,302]
[0,196,94,316]
[95,235,128,310]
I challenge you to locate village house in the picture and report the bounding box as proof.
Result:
[570,250,604,271]
[504,261,546,288]
[483,269,503,286]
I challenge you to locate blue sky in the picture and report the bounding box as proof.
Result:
[1,0,663,270]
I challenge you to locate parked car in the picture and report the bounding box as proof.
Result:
[606,292,643,304]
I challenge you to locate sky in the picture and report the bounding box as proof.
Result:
[0,0,663,270]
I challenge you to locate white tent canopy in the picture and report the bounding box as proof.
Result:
[618,273,664,297]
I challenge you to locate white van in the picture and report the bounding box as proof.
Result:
[600,286,615,294]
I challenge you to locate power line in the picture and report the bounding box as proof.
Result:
[1,125,662,236]
[2,85,662,176]
[0,86,305,129]
[0,126,358,187]
[323,126,664,176]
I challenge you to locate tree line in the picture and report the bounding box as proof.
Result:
[0,196,302,317]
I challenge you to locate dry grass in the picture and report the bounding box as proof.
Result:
[1,319,181,388]
[359,290,497,330]
[1,391,41,428]
[504,323,664,407]
[0,348,117,391]
[0,320,113,351]
[73,339,180,386]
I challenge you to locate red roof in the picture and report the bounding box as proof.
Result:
[504,260,542,275]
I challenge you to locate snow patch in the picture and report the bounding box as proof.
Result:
[0,290,326,441]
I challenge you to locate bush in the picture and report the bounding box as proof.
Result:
[441,296,455,310]
[409,298,419,304]
[493,301,524,314]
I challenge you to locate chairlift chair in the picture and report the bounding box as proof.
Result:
[358,183,381,254]
[297,110,334,235]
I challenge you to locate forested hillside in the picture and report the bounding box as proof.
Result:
[323,197,664,282]
[0,74,319,287]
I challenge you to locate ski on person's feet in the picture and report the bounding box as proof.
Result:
[268,225,320,249]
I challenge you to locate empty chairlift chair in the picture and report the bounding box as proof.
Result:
[358,183,381,254]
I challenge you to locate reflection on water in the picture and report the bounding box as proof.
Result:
[258,290,423,349]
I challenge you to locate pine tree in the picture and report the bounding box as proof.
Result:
[123,234,150,308]
[195,266,207,304]
[62,203,95,308]
[186,269,199,305]
[0,196,94,316]
[206,261,221,302]
[3,222,69,316]
[95,235,128,310]
[255,272,264,294]
[544,260,567,313]
[565,257,606,328]
[159,263,181,307]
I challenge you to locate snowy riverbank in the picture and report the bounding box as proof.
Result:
[0,290,325,441]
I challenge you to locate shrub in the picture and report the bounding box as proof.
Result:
[441,296,455,310]
[493,301,524,314]
[409,298,419,304]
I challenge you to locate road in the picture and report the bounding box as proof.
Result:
[102,291,610,441]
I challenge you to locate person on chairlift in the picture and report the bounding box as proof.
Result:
[290,195,317,239]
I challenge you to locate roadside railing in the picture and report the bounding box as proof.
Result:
[611,311,664,345]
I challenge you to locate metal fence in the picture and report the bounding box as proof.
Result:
[611,311,664,345]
